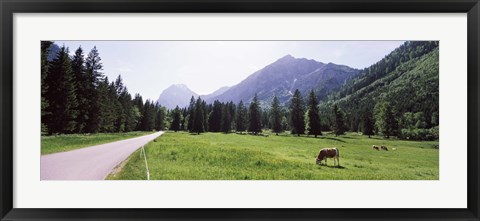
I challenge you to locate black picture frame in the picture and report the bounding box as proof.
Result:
[1,0,479,220]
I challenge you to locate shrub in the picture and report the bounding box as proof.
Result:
[400,126,439,141]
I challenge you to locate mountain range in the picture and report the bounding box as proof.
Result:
[156,85,232,109]
[156,55,359,109]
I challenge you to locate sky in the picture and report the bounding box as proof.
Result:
[55,41,404,101]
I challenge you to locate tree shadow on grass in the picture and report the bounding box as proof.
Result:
[318,165,346,169]
[367,137,384,140]
[340,136,358,139]
[320,137,346,143]
[301,136,323,139]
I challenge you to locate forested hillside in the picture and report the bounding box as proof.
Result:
[319,41,439,140]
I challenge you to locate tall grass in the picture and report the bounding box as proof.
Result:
[41,131,155,155]
[109,131,438,180]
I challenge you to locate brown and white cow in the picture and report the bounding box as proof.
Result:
[380,145,388,151]
[316,148,340,166]
[372,145,380,151]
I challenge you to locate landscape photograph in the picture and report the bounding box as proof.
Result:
[40,41,439,180]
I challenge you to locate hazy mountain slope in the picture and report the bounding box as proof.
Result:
[296,62,359,102]
[47,43,61,61]
[156,84,198,109]
[201,86,230,101]
[206,55,359,107]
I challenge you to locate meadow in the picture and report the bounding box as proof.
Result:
[41,131,154,155]
[108,131,439,180]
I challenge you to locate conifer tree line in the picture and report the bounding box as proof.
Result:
[168,89,329,137]
[41,42,166,135]
[172,87,436,141]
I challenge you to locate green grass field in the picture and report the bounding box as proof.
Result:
[41,131,155,155]
[108,131,439,180]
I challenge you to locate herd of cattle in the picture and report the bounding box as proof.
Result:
[315,145,397,167]
[371,145,388,151]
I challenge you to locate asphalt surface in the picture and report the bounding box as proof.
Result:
[41,131,164,180]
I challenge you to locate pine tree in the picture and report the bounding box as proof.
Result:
[270,96,283,135]
[193,97,205,134]
[133,93,144,112]
[187,96,196,132]
[262,109,270,129]
[230,102,236,126]
[307,90,322,137]
[180,108,187,131]
[290,89,305,136]
[45,46,78,134]
[85,46,104,87]
[114,75,124,96]
[333,104,346,136]
[374,101,398,138]
[155,105,166,131]
[132,93,144,130]
[120,88,135,132]
[97,77,114,132]
[202,100,209,132]
[140,100,157,131]
[248,94,262,134]
[148,101,157,130]
[221,102,233,133]
[85,46,104,133]
[113,75,127,132]
[95,77,122,133]
[109,81,123,132]
[362,111,374,138]
[71,46,90,133]
[236,100,247,132]
[120,88,134,132]
[281,116,289,131]
[41,41,53,134]
[170,106,181,132]
[208,100,223,132]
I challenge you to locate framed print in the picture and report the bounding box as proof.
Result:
[1,0,479,220]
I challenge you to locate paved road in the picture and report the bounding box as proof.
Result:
[41,131,164,180]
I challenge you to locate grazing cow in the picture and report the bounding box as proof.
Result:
[372,145,380,151]
[316,148,340,167]
[381,145,388,151]
[392,148,397,151]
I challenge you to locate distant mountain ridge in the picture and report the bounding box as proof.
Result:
[156,55,360,109]
[200,86,230,101]
[155,85,232,109]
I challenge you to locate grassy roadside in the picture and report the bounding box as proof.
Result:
[41,131,156,155]
[109,131,439,180]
